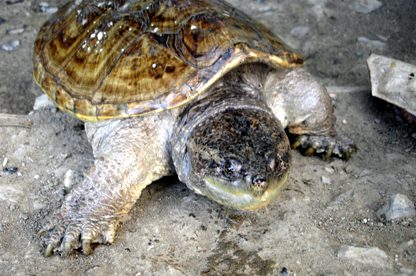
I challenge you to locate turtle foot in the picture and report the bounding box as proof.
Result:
[39,197,118,256]
[291,134,356,160]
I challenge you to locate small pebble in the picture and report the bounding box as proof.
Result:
[325,167,335,174]
[351,0,382,13]
[1,40,20,51]
[374,118,380,124]
[342,119,347,124]
[2,158,8,168]
[358,36,386,50]
[376,194,416,221]
[289,26,310,38]
[411,133,416,139]
[6,26,25,35]
[280,267,289,276]
[359,169,371,177]
[33,94,55,110]
[344,166,353,173]
[34,174,40,180]
[3,167,18,175]
[6,0,24,4]
[63,170,74,190]
[338,245,391,268]
[38,2,58,14]
[321,176,332,185]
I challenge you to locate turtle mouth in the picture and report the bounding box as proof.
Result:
[202,169,289,210]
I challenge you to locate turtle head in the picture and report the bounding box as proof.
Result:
[173,105,290,210]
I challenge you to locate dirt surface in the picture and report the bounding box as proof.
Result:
[1,0,415,275]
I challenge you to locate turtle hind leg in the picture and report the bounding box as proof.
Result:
[289,133,356,160]
[263,68,356,160]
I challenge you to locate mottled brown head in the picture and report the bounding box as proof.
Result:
[33,0,302,121]
[171,86,291,210]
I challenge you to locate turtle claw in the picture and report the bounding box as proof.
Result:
[45,244,55,257]
[291,134,356,160]
[82,240,93,255]
[305,147,316,156]
[40,201,119,256]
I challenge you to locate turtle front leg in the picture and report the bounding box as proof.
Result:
[264,68,356,160]
[39,114,174,256]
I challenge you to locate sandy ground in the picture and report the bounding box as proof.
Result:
[0,0,415,275]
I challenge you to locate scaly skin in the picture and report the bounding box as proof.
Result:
[40,114,174,256]
[263,68,356,159]
[40,66,355,256]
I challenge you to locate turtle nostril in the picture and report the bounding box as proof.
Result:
[252,175,267,191]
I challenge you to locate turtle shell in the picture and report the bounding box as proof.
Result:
[33,0,303,122]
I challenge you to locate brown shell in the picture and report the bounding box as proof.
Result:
[33,0,303,122]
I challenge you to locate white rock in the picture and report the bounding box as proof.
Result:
[351,0,382,13]
[338,245,391,268]
[0,186,23,203]
[1,40,20,51]
[33,94,55,111]
[321,176,332,185]
[63,170,74,190]
[358,36,386,49]
[290,26,310,38]
[368,54,416,116]
[376,194,416,221]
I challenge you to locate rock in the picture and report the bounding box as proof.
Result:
[290,26,310,38]
[358,36,386,49]
[0,17,6,26]
[5,0,24,4]
[367,54,416,116]
[33,94,55,110]
[63,170,74,190]
[324,167,335,174]
[6,26,25,35]
[338,245,391,268]
[351,0,382,13]
[376,194,416,221]
[0,186,23,203]
[321,176,332,185]
[2,167,18,175]
[2,158,8,168]
[38,2,58,14]
[0,40,20,52]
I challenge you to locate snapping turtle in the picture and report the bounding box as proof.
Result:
[33,0,355,256]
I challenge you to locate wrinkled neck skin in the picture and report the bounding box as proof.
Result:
[172,79,290,210]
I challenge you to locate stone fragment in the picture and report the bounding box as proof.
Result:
[351,0,382,13]
[63,170,74,190]
[6,0,24,4]
[368,54,416,116]
[6,26,25,35]
[38,2,58,14]
[376,194,416,221]
[0,40,20,51]
[338,245,391,268]
[33,94,55,111]
[358,36,386,49]
[290,26,310,38]
[321,176,332,185]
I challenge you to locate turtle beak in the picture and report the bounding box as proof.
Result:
[202,168,289,210]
